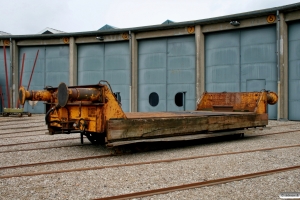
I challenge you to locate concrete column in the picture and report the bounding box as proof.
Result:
[69,37,77,86]
[11,39,19,108]
[195,25,205,101]
[130,32,138,112]
[279,13,288,120]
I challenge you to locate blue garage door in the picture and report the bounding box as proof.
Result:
[138,35,195,112]
[288,21,300,120]
[19,46,69,113]
[205,25,277,119]
[0,47,10,111]
[77,42,130,112]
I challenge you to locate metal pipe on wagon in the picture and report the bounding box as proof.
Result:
[18,86,52,105]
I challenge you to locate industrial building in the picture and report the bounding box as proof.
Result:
[0,3,300,120]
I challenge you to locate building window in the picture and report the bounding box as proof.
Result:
[149,92,159,107]
[175,92,183,107]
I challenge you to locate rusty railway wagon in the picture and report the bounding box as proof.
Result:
[19,81,278,147]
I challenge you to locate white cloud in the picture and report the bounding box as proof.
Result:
[0,0,299,35]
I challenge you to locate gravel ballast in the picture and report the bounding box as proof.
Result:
[0,115,299,199]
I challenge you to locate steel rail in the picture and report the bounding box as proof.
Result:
[266,123,300,128]
[0,120,44,125]
[0,124,45,131]
[0,119,44,123]
[0,133,46,139]
[93,165,300,200]
[255,129,300,137]
[0,128,47,136]
[0,144,92,154]
[1,143,300,179]
[0,128,299,153]
[0,154,112,170]
[0,137,79,148]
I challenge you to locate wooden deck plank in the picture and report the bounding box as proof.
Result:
[125,111,255,119]
[107,113,268,142]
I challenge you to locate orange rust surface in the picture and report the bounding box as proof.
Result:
[19,82,278,140]
[19,86,54,105]
[197,91,277,114]
[48,85,126,133]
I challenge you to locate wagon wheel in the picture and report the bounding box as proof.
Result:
[85,132,105,145]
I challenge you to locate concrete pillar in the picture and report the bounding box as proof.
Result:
[195,25,205,101]
[69,37,77,86]
[11,39,19,108]
[279,13,288,120]
[130,32,138,112]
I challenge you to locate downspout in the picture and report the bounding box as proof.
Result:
[129,30,132,112]
[9,38,14,108]
[276,10,281,120]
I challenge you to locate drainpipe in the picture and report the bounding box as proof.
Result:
[276,10,281,120]
[129,30,132,112]
[9,38,14,108]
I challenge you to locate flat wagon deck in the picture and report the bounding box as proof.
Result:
[19,81,278,147]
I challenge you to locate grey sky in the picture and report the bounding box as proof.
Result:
[1,0,299,35]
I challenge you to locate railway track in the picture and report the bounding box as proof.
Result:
[0,137,79,147]
[0,128,299,155]
[93,165,300,200]
[0,118,43,123]
[0,133,45,139]
[1,118,299,199]
[1,143,299,179]
[0,125,45,131]
[0,128,47,136]
[0,144,92,154]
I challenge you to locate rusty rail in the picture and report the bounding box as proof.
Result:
[0,137,79,148]
[0,144,92,154]
[93,165,300,200]
[1,143,300,179]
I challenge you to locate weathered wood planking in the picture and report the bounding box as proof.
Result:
[106,112,268,142]
[106,130,248,147]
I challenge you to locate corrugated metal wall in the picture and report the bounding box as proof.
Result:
[19,46,69,113]
[288,21,300,120]
[77,42,130,112]
[205,25,277,119]
[138,35,195,112]
[0,47,10,111]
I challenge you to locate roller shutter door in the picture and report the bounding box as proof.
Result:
[19,46,69,113]
[288,21,300,120]
[77,42,130,112]
[138,35,195,112]
[205,26,277,119]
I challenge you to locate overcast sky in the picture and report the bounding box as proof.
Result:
[1,0,299,35]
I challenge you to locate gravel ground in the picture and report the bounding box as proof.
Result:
[0,116,299,200]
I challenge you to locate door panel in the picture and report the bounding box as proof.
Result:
[205,26,277,119]
[77,42,130,111]
[289,21,300,120]
[138,36,196,112]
